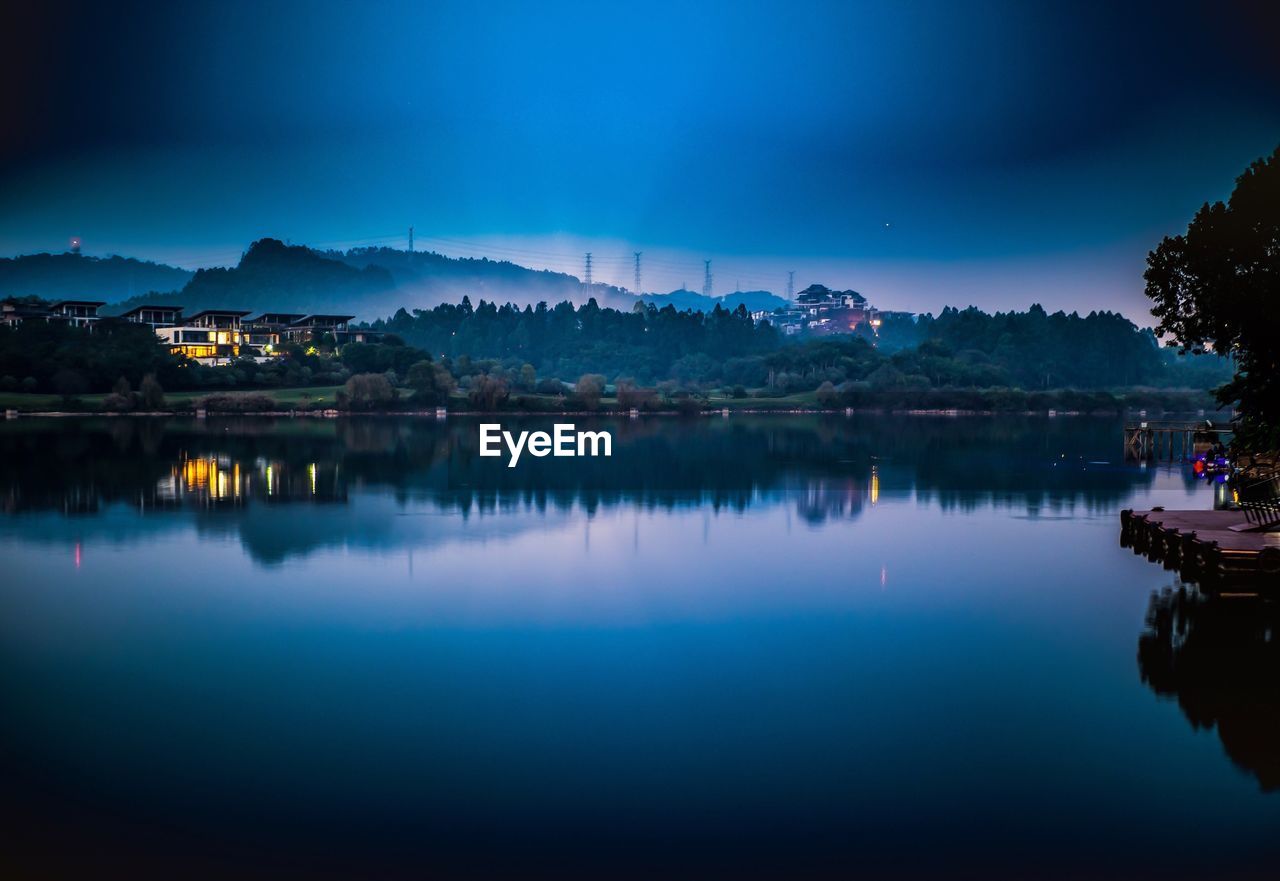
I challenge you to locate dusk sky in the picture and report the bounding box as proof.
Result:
[3,0,1278,318]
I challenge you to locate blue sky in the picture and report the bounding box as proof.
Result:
[2,0,1277,317]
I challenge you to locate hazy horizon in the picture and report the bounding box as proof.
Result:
[1,231,1184,323]
[3,0,1278,319]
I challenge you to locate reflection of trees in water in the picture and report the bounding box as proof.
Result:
[0,415,1154,518]
[1138,586,1280,792]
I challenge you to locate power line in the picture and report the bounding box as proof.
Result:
[703,260,713,298]
[634,252,642,296]
[583,252,593,296]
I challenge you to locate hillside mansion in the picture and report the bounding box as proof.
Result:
[0,300,382,364]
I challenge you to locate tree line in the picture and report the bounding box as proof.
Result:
[366,296,1227,392]
[0,294,1231,410]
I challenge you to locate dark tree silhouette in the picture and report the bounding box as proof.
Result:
[1145,145,1279,449]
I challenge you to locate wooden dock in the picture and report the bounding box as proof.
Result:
[1120,507,1280,589]
[1123,420,1231,461]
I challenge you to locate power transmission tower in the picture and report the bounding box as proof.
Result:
[408,226,414,252]
[703,260,713,298]
[787,270,795,304]
[634,252,642,296]
[584,252,593,296]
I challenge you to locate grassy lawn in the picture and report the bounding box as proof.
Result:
[0,386,346,412]
[704,390,820,410]
[159,386,345,406]
[0,391,64,410]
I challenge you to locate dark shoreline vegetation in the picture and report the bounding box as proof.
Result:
[0,294,1233,416]
[0,388,1227,417]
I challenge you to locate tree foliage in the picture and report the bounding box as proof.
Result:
[342,372,396,409]
[1145,145,1279,448]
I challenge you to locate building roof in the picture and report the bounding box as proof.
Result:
[118,304,184,318]
[185,309,253,321]
[48,300,107,309]
[292,314,355,325]
[249,312,306,324]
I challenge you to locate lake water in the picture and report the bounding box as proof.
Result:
[1,415,1276,879]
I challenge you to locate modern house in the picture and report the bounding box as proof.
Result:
[157,309,252,362]
[119,304,184,328]
[1,300,55,327]
[283,314,355,344]
[344,326,384,344]
[243,313,304,354]
[1,299,105,328]
[48,300,106,328]
[5,295,382,364]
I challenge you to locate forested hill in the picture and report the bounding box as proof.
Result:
[17,240,786,318]
[107,239,397,316]
[106,240,634,318]
[0,253,192,302]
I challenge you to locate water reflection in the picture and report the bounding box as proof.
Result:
[1138,586,1280,792]
[4,415,1278,878]
[158,455,345,506]
[0,414,1162,564]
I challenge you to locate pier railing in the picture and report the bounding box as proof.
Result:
[1239,472,1280,528]
[1123,420,1231,462]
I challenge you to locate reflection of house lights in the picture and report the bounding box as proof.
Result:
[182,457,212,488]
[308,463,317,495]
[870,466,879,505]
[266,464,274,496]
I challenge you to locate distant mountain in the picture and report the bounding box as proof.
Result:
[641,288,787,313]
[108,239,396,317]
[108,240,642,319]
[328,246,635,313]
[0,252,192,302]
[19,239,785,320]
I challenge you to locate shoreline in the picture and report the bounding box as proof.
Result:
[4,407,1230,420]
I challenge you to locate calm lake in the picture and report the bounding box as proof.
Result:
[1,415,1276,878]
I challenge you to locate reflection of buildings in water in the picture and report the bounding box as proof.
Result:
[1138,586,1280,792]
[153,454,346,507]
[792,471,873,524]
